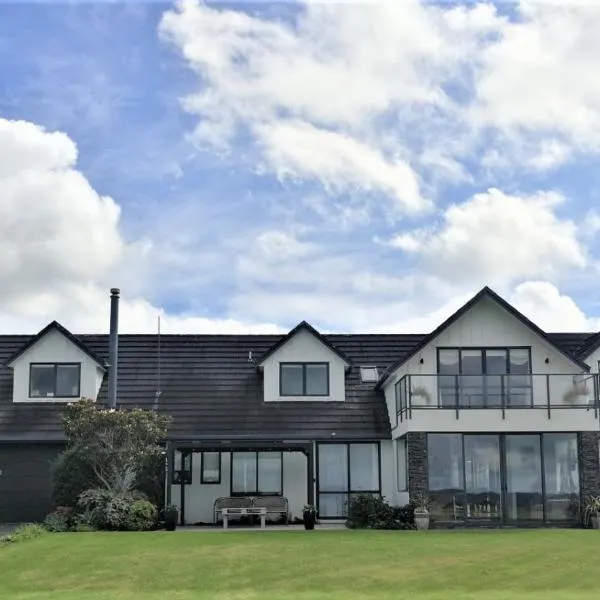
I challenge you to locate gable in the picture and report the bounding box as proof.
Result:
[258,321,351,367]
[380,289,589,389]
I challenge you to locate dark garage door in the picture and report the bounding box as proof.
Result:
[0,444,63,523]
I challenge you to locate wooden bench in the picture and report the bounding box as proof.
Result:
[220,506,267,529]
[213,497,252,524]
[213,496,289,527]
[253,496,289,524]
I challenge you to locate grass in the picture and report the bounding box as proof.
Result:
[0,529,599,600]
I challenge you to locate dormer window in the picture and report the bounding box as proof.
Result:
[280,362,329,396]
[29,363,81,398]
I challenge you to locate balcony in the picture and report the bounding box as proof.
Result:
[394,373,600,426]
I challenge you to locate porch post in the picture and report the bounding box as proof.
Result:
[307,442,315,506]
[179,450,186,526]
[165,441,173,507]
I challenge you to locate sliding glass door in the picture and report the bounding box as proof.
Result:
[427,433,580,524]
[505,435,543,522]
[464,435,502,521]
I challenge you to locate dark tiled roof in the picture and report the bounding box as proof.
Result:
[572,331,600,360]
[0,330,594,443]
[0,333,423,443]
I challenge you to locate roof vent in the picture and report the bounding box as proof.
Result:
[359,366,379,383]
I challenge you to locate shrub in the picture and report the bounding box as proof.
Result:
[51,448,97,507]
[126,500,158,531]
[43,511,72,532]
[346,495,415,530]
[77,488,157,531]
[1,524,47,546]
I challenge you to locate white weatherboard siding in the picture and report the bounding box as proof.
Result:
[582,347,600,374]
[384,296,596,436]
[172,451,308,524]
[10,328,104,403]
[262,328,348,402]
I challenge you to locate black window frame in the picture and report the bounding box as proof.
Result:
[29,362,81,399]
[230,451,283,496]
[200,451,222,485]
[436,347,532,376]
[172,450,192,485]
[436,347,532,408]
[425,432,581,525]
[279,362,330,397]
[316,441,382,519]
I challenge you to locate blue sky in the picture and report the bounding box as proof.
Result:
[1,0,600,334]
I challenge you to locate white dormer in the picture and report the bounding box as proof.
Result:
[6,321,106,403]
[258,321,351,402]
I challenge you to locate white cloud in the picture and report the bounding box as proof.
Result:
[255,120,428,214]
[472,1,600,161]
[0,117,284,335]
[387,188,586,285]
[510,281,600,332]
[159,0,500,215]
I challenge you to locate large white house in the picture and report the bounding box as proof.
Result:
[0,286,599,526]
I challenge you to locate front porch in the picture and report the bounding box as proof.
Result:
[166,441,314,526]
[165,440,387,526]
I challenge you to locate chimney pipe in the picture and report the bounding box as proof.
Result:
[108,288,120,409]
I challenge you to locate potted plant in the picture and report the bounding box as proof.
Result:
[411,386,432,406]
[413,493,430,531]
[584,496,600,529]
[303,504,317,530]
[164,504,179,531]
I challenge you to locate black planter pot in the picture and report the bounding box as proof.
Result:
[165,521,177,531]
[303,512,316,530]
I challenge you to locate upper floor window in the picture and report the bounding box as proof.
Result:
[437,348,531,408]
[280,362,329,396]
[29,363,81,398]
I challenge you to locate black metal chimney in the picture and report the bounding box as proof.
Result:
[108,288,120,409]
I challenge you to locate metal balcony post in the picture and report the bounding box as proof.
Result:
[546,375,551,420]
[408,375,412,420]
[501,374,506,420]
[455,374,459,420]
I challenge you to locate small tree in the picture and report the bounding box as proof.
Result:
[52,400,170,505]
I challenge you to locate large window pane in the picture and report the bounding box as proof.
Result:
[349,444,379,491]
[464,435,501,520]
[428,434,465,521]
[508,349,532,407]
[305,364,328,395]
[56,365,80,397]
[438,350,459,407]
[506,435,543,521]
[232,452,257,494]
[319,444,348,492]
[461,350,484,407]
[485,350,507,407]
[30,365,55,398]
[201,452,221,484]
[280,364,304,396]
[258,452,282,494]
[318,493,348,517]
[543,434,580,522]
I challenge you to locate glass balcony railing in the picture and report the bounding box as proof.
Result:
[394,373,599,422]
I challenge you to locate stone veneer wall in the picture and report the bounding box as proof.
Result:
[579,431,600,509]
[406,432,428,499]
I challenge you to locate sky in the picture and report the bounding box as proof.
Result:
[1,0,600,335]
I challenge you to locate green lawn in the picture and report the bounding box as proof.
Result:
[0,529,598,600]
